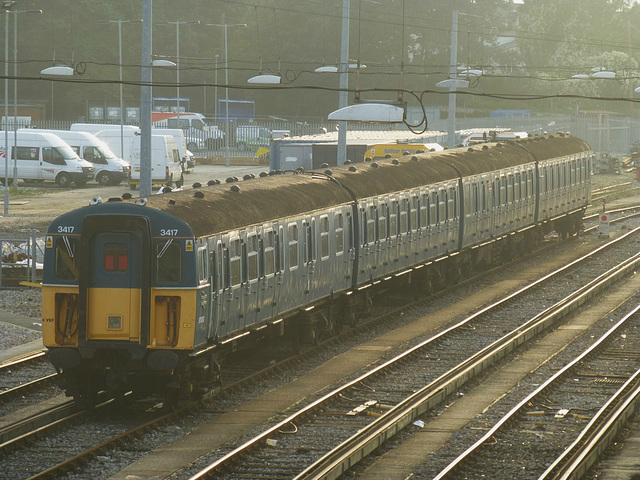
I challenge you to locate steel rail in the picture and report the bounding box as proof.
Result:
[187,224,640,480]
[295,250,640,480]
[539,355,640,479]
[433,303,640,479]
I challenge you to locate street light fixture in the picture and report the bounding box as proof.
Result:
[97,19,142,163]
[207,22,247,167]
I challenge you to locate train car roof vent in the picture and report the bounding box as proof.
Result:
[192,182,202,189]
[411,156,419,161]
[370,162,379,168]
[243,174,254,180]
[482,145,489,150]
[90,196,102,205]
[320,162,329,168]
[344,159,352,165]
[107,197,123,203]
[122,192,133,200]
[467,147,474,152]
[348,166,357,172]
[208,179,220,186]
[259,171,269,177]
[194,191,205,199]
[364,157,372,162]
[230,185,240,193]
[136,198,147,206]
[324,169,333,176]
[392,159,400,165]
[495,143,503,148]
[225,177,236,183]
[169,199,176,205]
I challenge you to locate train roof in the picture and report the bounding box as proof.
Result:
[107,134,590,237]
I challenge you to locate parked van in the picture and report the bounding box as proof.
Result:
[94,129,183,190]
[152,112,223,150]
[72,123,194,173]
[151,128,195,171]
[21,129,130,185]
[235,125,273,147]
[0,130,94,187]
[461,131,528,147]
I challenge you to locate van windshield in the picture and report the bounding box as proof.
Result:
[96,143,117,160]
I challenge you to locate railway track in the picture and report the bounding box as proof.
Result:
[591,182,640,203]
[6,216,639,479]
[181,226,640,480]
[433,300,640,479]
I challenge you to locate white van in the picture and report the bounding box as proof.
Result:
[21,129,130,186]
[0,130,94,187]
[462,131,529,147]
[236,125,273,147]
[72,123,194,173]
[95,130,183,190]
[152,128,195,171]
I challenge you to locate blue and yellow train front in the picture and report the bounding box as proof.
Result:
[41,202,201,401]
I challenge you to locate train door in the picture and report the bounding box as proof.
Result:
[260,229,277,321]
[226,236,244,332]
[85,229,145,343]
[210,241,224,339]
[302,218,316,296]
[245,232,260,326]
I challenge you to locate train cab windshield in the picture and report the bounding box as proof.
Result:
[54,237,80,281]
[155,239,183,283]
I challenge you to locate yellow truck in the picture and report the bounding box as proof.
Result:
[364,143,443,161]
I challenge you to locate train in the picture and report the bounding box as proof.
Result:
[41,134,592,406]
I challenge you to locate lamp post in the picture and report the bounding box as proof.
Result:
[11,8,40,185]
[2,0,15,217]
[207,23,246,167]
[97,19,142,166]
[214,54,219,120]
[156,20,200,129]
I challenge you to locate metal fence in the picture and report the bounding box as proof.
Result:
[0,232,42,287]
[17,112,640,158]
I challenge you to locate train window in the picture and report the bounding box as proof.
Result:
[198,248,208,283]
[264,230,275,276]
[335,212,344,255]
[500,178,507,206]
[223,247,231,289]
[229,238,242,286]
[278,226,284,272]
[54,237,79,281]
[439,191,446,222]
[303,222,313,264]
[450,188,457,218]
[515,173,521,201]
[366,206,376,245]
[247,235,259,282]
[156,240,182,283]
[104,243,128,272]
[507,175,514,204]
[400,199,408,234]
[211,249,218,291]
[379,204,388,239]
[464,184,472,216]
[389,201,398,237]
[430,192,438,224]
[410,196,418,231]
[420,195,427,227]
[320,216,330,259]
[346,211,354,251]
[288,223,298,269]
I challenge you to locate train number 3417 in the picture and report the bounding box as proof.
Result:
[57,226,75,233]
[160,229,179,236]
